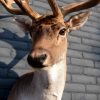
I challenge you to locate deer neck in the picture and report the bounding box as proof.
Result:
[32,58,67,100]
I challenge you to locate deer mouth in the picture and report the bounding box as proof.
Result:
[27,55,47,68]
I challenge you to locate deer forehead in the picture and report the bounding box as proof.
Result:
[32,19,66,36]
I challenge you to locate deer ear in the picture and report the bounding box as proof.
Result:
[14,17,32,32]
[65,11,92,31]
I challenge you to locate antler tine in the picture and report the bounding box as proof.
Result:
[61,0,100,17]
[48,0,63,18]
[14,0,41,20]
[0,0,42,20]
[0,0,23,14]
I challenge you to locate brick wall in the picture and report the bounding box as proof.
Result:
[0,0,100,100]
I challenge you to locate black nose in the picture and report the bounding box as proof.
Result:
[39,54,47,63]
[27,54,47,68]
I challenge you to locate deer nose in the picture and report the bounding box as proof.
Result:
[27,53,47,68]
[37,54,47,63]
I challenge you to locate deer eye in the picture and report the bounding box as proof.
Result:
[59,28,67,36]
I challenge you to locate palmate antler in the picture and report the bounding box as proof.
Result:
[0,0,100,20]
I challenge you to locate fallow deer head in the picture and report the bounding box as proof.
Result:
[0,1,100,100]
[0,0,100,69]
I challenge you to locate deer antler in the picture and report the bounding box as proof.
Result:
[61,0,100,17]
[48,0,63,17]
[47,0,100,18]
[14,0,41,19]
[0,0,41,20]
[0,0,23,14]
[0,0,100,19]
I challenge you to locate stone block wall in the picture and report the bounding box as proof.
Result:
[0,0,100,100]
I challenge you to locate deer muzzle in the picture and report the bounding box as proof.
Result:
[27,48,50,68]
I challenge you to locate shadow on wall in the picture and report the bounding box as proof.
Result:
[0,15,31,100]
